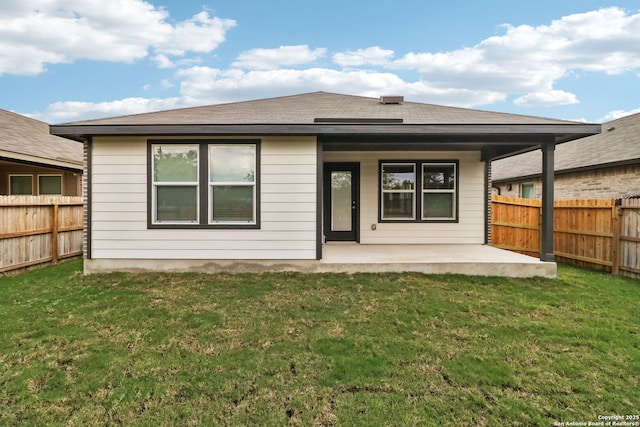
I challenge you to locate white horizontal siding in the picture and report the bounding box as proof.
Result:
[323,150,486,244]
[90,136,317,260]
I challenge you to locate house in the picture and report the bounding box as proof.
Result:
[0,109,83,196]
[491,112,640,199]
[50,92,600,277]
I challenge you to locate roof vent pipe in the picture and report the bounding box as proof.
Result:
[379,95,404,104]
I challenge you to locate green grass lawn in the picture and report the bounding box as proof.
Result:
[1,260,639,426]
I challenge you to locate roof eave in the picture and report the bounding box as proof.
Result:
[50,123,601,143]
[0,149,83,171]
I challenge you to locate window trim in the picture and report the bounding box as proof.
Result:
[37,174,64,195]
[151,143,200,225]
[380,162,416,220]
[520,182,535,199]
[208,144,258,225]
[9,174,34,195]
[379,160,459,223]
[421,162,457,221]
[148,140,261,229]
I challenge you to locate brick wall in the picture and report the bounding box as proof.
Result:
[492,163,640,200]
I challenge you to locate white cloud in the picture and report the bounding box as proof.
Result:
[152,54,174,69]
[39,97,186,123]
[24,6,640,122]
[333,46,395,67]
[154,11,235,56]
[175,66,505,107]
[0,0,235,76]
[161,79,175,89]
[514,90,579,107]
[391,7,640,105]
[598,107,640,122]
[231,45,327,70]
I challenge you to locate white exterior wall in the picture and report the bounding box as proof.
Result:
[323,150,486,244]
[90,136,317,260]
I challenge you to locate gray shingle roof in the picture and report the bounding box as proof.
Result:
[62,91,582,126]
[491,111,640,181]
[0,109,83,168]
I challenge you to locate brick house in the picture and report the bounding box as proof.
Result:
[0,109,83,196]
[491,112,640,200]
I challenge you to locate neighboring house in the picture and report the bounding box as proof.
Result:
[491,112,640,200]
[50,92,599,276]
[0,109,83,196]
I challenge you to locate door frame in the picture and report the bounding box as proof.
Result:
[323,162,360,242]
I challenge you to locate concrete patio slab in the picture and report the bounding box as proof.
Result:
[319,244,557,278]
[84,245,556,278]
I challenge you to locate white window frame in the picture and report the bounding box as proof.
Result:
[151,144,200,225]
[380,162,416,220]
[208,144,257,225]
[421,162,457,220]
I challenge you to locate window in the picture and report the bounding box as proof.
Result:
[209,145,256,223]
[380,160,458,222]
[9,175,33,195]
[422,163,456,220]
[150,140,259,228]
[381,163,415,220]
[152,144,199,223]
[520,183,535,199]
[38,175,63,195]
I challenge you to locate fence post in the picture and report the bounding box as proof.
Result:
[51,203,59,264]
[611,200,622,275]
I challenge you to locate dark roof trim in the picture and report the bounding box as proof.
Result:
[51,123,601,143]
[313,118,403,123]
[0,155,83,172]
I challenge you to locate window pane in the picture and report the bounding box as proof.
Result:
[210,145,256,182]
[39,176,62,195]
[521,183,534,199]
[10,176,33,195]
[212,186,254,222]
[153,145,198,182]
[331,171,352,231]
[382,164,414,190]
[423,193,454,218]
[382,193,414,219]
[156,186,198,222]
[423,164,455,190]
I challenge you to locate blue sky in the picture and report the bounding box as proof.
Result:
[1,0,639,124]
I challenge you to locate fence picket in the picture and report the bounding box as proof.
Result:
[0,195,83,274]
[492,195,640,277]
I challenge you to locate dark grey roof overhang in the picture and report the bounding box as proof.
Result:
[50,122,601,161]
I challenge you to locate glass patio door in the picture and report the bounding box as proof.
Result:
[324,163,359,241]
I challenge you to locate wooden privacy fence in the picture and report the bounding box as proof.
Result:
[0,195,83,274]
[491,194,640,279]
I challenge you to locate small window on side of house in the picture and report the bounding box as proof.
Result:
[38,175,63,195]
[9,175,33,195]
[521,183,535,199]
